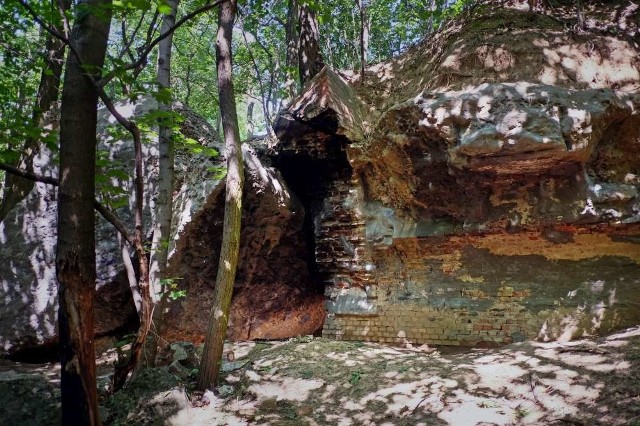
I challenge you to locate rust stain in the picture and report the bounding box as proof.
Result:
[471,232,640,262]
[389,224,640,263]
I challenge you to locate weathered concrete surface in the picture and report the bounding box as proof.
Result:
[324,226,640,345]
[274,0,640,346]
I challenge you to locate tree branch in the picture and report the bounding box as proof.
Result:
[17,0,87,81]
[97,0,224,87]
[17,0,69,45]
[0,162,134,246]
[0,161,58,186]
[56,0,71,39]
[20,0,223,90]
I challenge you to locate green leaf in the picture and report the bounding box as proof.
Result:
[152,87,173,104]
[157,3,172,15]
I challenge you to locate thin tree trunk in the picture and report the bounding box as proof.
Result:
[356,0,369,82]
[246,101,255,139]
[147,0,179,368]
[197,0,243,391]
[95,67,154,394]
[298,1,323,87]
[111,122,152,391]
[0,0,70,221]
[56,0,112,424]
[577,0,585,30]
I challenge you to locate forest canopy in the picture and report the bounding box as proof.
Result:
[0,0,463,161]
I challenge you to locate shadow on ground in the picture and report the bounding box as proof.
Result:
[2,326,639,425]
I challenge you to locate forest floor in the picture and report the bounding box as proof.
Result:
[2,326,640,425]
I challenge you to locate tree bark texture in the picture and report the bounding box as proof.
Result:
[0,0,71,221]
[56,0,112,424]
[298,1,324,87]
[577,0,585,30]
[356,0,369,82]
[148,0,179,367]
[197,0,244,391]
[284,0,300,100]
[112,122,152,390]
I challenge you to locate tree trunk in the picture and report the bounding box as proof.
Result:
[0,0,70,221]
[298,1,324,87]
[577,0,585,30]
[246,101,255,139]
[56,0,112,424]
[284,0,300,100]
[147,0,179,367]
[197,0,243,391]
[112,123,152,391]
[356,0,369,82]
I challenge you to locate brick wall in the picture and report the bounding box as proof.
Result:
[275,135,640,348]
[323,230,640,346]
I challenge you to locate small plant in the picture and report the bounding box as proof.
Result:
[514,404,529,419]
[159,277,186,300]
[349,370,362,385]
[188,368,199,379]
[294,335,314,344]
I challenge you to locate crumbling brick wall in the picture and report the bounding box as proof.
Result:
[323,230,640,346]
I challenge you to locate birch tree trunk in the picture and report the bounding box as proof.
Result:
[56,0,112,424]
[147,0,179,367]
[197,0,244,391]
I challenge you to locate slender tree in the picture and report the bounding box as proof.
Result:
[197,0,244,391]
[56,0,112,423]
[356,0,369,82]
[147,0,180,367]
[577,0,585,31]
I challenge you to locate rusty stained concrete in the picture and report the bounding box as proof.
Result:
[325,224,640,346]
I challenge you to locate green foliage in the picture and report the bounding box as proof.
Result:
[349,369,362,385]
[0,4,55,164]
[0,0,470,221]
[159,276,186,300]
[315,0,454,70]
[170,6,220,124]
[114,333,137,348]
[95,150,130,210]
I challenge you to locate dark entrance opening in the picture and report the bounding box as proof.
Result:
[273,136,352,295]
